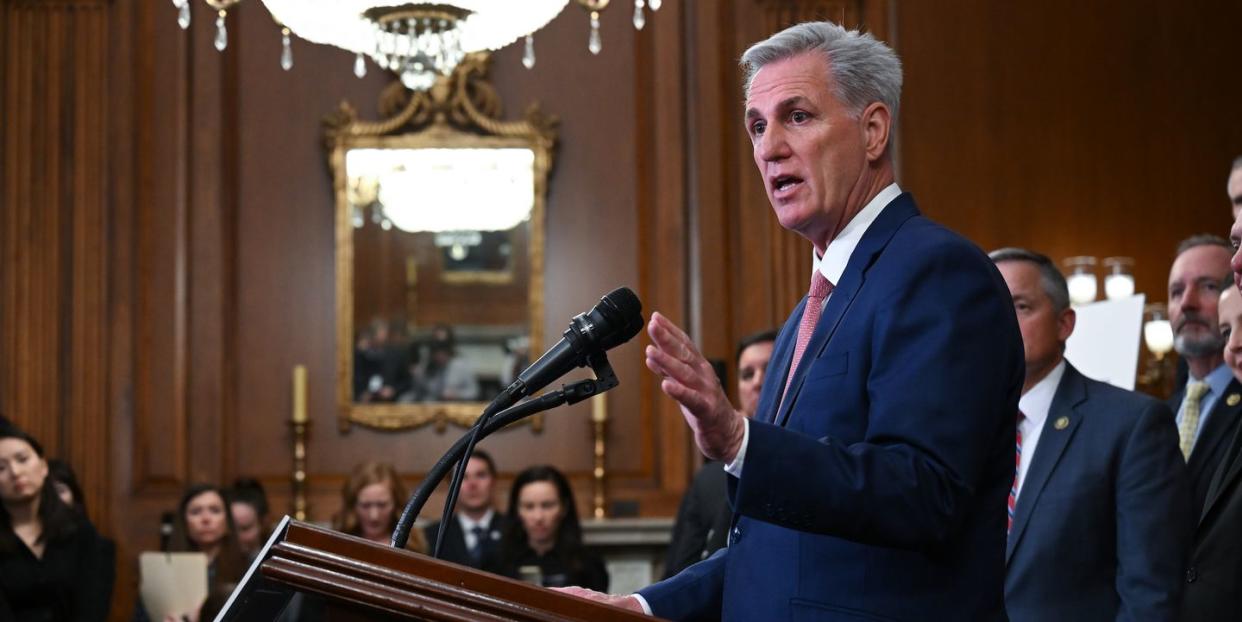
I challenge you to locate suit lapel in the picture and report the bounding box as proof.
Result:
[1200,380,1242,523]
[755,308,801,425]
[774,194,919,427]
[1188,379,1242,484]
[1006,364,1087,564]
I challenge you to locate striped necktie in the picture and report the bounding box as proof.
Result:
[1008,412,1024,534]
[780,270,834,408]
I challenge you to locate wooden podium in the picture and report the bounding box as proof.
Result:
[215,517,660,621]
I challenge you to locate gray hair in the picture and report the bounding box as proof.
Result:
[989,247,1071,313]
[741,21,903,130]
[1176,234,1231,258]
[1232,155,1242,171]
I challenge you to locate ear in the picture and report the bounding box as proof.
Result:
[860,101,892,162]
[1057,307,1077,342]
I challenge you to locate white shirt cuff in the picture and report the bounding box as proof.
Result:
[723,419,750,477]
[631,593,653,616]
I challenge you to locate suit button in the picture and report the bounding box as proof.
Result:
[1186,567,1198,583]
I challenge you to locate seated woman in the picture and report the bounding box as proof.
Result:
[332,461,427,552]
[0,423,111,621]
[493,465,608,591]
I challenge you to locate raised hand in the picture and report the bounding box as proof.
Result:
[644,312,746,463]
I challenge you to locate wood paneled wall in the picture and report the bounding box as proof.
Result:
[897,0,1242,299]
[3,1,1241,619]
[1,0,112,531]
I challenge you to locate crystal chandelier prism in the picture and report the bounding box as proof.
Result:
[169,0,662,90]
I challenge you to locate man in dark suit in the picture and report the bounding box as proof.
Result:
[562,21,1023,621]
[422,450,507,568]
[1179,262,1242,620]
[992,248,1191,621]
[1166,236,1242,515]
[663,329,776,578]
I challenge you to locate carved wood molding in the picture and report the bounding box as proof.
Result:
[323,52,558,149]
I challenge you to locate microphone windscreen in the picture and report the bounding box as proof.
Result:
[599,287,644,349]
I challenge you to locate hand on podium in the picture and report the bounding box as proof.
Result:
[552,586,646,614]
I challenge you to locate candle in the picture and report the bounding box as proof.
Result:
[292,365,308,423]
[591,393,607,423]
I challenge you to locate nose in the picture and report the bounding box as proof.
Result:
[755,125,790,163]
[1181,286,1202,312]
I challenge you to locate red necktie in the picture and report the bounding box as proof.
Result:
[781,271,833,405]
[1008,412,1024,534]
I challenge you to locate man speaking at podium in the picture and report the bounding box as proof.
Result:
[562,20,1024,621]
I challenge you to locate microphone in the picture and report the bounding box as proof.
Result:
[427,287,642,558]
[508,287,643,400]
[160,511,175,552]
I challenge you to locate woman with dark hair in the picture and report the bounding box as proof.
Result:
[146,484,249,621]
[494,465,608,591]
[0,423,111,621]
[332,461,427,552]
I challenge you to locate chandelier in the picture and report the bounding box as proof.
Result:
[168,0,662,91]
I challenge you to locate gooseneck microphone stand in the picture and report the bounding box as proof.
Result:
[390,351,619,554]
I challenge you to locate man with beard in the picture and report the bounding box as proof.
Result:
[1166,235,1242,514]
[1178,235,1242,620]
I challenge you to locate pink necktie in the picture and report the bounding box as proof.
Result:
[781,271,833,405]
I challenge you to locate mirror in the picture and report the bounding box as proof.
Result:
[326,53,557,432]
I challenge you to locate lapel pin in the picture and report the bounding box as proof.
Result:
[1054,416,1069,430]
[1228,394,1240,407]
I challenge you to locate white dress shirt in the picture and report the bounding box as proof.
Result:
[1014,360,1066,502]
[724,183,902,478]
[456,508,496,550]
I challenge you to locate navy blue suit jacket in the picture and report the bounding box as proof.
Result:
[639,193,1024,621]
[1004,363,1191,621]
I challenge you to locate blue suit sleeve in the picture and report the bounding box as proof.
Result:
[638,547,725,621]
[1114,401,1192,620]
[734,241,1022,549]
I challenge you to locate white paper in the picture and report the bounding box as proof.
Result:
[140,552,209,620]
[1064,294,1145,390]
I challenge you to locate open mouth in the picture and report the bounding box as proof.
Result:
[772,174,804,196]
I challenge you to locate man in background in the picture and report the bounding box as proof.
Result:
[423,450,507,568]
[1178,231,1242,619]
[992,248,1189,621]
[663,329,776,578]
[1166,235,1242,514]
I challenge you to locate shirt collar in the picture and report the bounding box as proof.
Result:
[1194,363,1234,398]
[813,183,902,284]
[457,508,495,532]
[1018,359,1067,428]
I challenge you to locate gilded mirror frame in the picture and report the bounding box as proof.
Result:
[325,53,557,432]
